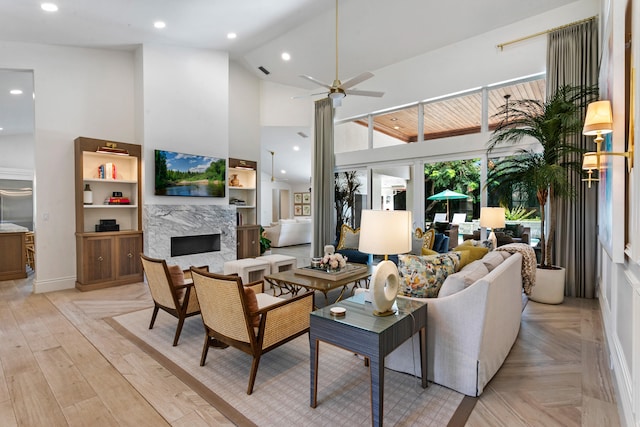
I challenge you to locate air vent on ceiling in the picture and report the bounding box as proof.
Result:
[258,66,270,75]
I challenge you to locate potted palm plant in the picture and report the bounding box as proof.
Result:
[487,84,598,303]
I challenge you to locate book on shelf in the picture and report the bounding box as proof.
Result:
[98,162,117,179]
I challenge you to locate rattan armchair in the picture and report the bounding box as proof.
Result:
[140,254,206,346]
[190,268,314,395]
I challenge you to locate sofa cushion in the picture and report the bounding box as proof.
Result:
[337,224,360,250]
[422,248,439,256]
[458,259,490,287]
[481,251,504,271]
[397,254,457,298]
[438,274,465,297]
[505,223,524,238]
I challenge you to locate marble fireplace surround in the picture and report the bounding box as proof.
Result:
[144,204,237,272]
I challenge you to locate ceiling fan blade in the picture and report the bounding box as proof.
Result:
[299,75,332,89]
[291,92,328,99]
[345,89,385,97]
[340,71,374,89]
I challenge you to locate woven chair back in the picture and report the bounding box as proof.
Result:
[140,254,177,310]
[191,270,252,344]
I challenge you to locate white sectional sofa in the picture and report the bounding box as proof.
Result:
[263,218,312,247]
[383,251,524,396]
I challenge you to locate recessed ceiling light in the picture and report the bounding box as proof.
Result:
[227,33,237,40]
[154,21,166,29]
[390,117,398,121]
[393,126,400,130]
[281,52,291,61]
[41,3,58,12]
[281,170,286,174]
[10,89,23,95]
[0,127,3,131]
[293,146,300,151]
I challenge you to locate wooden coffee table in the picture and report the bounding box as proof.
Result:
[264,263,371,307]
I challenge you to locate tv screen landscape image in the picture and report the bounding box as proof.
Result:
[155,150,226,197]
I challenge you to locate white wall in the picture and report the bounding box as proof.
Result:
[140,44,229,206]
[0,42,136,293]
[229,60,261,162]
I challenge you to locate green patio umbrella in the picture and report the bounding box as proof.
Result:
[427,189,469,221]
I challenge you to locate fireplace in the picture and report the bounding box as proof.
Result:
[144,204,237,272]
[171,233,221,257]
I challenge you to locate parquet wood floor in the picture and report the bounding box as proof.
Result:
[0,273,621,426]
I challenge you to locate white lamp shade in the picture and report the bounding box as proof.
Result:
[582,153,599,170]
[358,210,412,255]
[583,101,613,136]
[479,207,505,229]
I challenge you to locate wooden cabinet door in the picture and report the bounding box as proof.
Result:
[237,225,260,259]
[82,236,114,283]
[116,233,143,280]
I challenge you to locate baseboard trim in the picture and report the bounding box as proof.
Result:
[33,276,75,293]
[599,291,635,427]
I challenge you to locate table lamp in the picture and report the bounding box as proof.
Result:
[480,207,505,250]
[358,210,412,316]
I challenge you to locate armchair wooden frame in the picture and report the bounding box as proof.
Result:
[190,268,314,395]
[140,253,207,346]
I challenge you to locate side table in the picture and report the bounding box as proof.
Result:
[310,294,428,427]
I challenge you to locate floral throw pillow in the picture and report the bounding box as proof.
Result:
[397,253,458,298]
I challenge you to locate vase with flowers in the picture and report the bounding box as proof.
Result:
[321,253,347,272]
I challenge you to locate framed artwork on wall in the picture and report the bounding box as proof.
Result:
[303,193,311,204]
[294,205,303,216]
[294,193,303,204]
[303,205,311,216]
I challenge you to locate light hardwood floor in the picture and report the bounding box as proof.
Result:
[0,270,621,426]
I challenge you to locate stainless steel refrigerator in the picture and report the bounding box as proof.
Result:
[0,179,33,230]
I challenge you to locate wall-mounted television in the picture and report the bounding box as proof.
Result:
[155,150,226,197]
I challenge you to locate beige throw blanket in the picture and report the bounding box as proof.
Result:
[496,243,537,295]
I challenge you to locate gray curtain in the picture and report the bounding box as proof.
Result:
[312,98,335,256]
[546,18,599,298]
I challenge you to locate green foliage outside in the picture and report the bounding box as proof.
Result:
[424,159,480,220]
[503,205,537,221]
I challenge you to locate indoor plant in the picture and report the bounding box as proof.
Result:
[259,226,271,255]
[487,85,598,299]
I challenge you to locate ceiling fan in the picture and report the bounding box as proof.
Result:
[299,0,384,107]
[268,150,288,182]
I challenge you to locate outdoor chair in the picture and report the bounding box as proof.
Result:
[140,254,206,346]
[451,213,467,225]
[433,213,447,223]
[190,267,314,395]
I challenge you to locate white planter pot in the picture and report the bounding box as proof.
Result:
[529,266,565,304]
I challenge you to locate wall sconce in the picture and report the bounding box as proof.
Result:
[581,100,634,187]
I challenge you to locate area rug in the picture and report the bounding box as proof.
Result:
[111,308,469,426]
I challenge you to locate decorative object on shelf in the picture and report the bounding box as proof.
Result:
[324,244,335,256]
[229,173,240,187]
[581,99,634,188]
[480,207,505,250]
[358,209,412,316]
[310,257,323,269]
[320,252,347,272]
[83,184,93,205]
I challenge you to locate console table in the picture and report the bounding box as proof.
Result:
[310,294,428,427]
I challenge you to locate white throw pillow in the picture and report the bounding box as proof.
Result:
[482,251,504,272]
[438,275,466,297]
[459,260,489,287]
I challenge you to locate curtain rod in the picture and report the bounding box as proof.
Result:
[497,16,597,51]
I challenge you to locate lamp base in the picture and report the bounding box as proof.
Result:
[373,307,397,317]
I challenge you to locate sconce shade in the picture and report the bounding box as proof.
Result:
[358,210,412,255]
[582,101,613,135]
[582,153,599,170]
[479,207,506,229]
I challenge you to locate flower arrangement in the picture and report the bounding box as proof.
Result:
[321,253,347,271]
